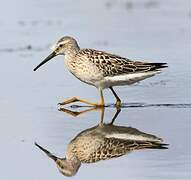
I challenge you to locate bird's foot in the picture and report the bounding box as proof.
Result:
[115,99,122,109]
[58,97,79,106]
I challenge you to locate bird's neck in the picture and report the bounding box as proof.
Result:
[66,156,81,174]
[65,44,80,58]
[56,157,81,176]
[68,156,81,168]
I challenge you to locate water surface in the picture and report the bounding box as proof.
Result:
[0,0,191,179]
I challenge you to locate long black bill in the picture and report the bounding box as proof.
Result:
[33,51,56,71]
[35,142,58,161]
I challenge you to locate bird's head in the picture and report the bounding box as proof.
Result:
[33,36,79,71]
[35,142,81,177]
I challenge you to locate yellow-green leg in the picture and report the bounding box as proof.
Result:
[99,89,105,106]
[58,89,105,107]
[109,87,121,108]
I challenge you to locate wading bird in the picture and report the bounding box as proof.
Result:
[34,36,167,107]
[35,108,168,177]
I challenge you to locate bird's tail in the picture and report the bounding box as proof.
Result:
[141,142,169,150]
[146,62,168,71]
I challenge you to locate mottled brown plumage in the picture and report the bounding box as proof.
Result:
[77,49,167,77]
[34,36,167,107]
[35,122,168,176]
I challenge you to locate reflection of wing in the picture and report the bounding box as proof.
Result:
[84,138,168,163]
[78,49,167,77]
[101,125,163,142]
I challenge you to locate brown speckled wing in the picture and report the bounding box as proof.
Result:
[84,138,168,163]
[78,49,167,77]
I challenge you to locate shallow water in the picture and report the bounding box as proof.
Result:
[0,0,191,179]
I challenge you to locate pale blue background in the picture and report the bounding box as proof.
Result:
[0,0,191,179]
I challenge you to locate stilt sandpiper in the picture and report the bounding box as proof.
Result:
[35,109,168,176]
[34,36,167,107]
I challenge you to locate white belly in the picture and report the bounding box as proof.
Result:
[98,71,161,89]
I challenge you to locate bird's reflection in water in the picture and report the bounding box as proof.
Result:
[35,107,168,177]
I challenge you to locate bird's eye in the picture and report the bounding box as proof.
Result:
[59,44,63,48]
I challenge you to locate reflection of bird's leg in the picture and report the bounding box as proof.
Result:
[109,108,121,125]
[58,89,105,107]
[109,87,121,108]
[99,107,105,126]
[99,107,121,125]
[99,89,105,107]
[58,106,101,117]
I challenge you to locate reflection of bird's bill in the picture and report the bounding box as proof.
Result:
[33,51,56,71]
[34,112,168,177]
[35,142,58,161]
